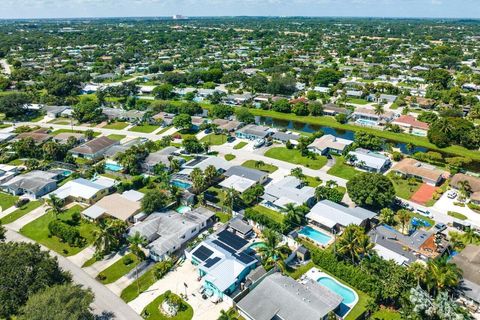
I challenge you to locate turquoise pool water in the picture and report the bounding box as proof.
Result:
[105,163,123,172]
[171,180,192,189]
[317,277,356,305]
[176,205,191,214]
[298,226,332,245]
[356,119,379,126]
[249,242,267,250]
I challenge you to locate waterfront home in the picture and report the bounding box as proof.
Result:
[262,176,316,211]
[47,177,115,204]
[322,103,351,117]
[271,132,300,144]
[235,124,272,140]
[186,229,258,299]
[81,191,143,222]
[131,207,216,261]
[307,134,353,156]
[237,273,342,320]
[351,107,395,124]
[391,115,429,136]
[391,158,448,186]
[1,170,59,199]
[69,136,119,160]
[450,173,480,204]
[346,148,391,173]
[306,200,376,232]
[212,118,243,132]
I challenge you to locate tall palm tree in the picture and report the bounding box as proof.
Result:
[336,225,373,263]
[379,208,395,226]
[281,203,305,226]
[426,256,462,296]
[218,309,238,320]
[463,227,480,244]
[46,194,64,217]
[169,157,181,173]
[257,229,288,273]
[374,104,385,116]
[397,209,411,235]
[128,232,148,295]
[408,261,427,286]
[224,187,240,214]
[93,219,127,258]
[290,167,305,181]
[189,167,205,194]
[458,180,472,200]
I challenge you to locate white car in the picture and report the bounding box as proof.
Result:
[447,190,457,199]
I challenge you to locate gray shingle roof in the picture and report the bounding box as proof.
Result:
[224,166,268,183]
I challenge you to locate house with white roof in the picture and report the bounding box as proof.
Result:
[186,229,258,299]
[47,177,115,204]
[262,176,316,211]
[307,134,353,156]
[306,200,376,232]
[346,148,391,173]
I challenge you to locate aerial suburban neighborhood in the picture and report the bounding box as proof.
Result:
[1,8,480,320]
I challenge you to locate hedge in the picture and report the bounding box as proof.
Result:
[48,220,82,247]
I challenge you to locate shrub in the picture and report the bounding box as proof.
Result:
[154,259,174,280]
[48,220,82,247]
[123,256,134,265]
[244,208,285,233]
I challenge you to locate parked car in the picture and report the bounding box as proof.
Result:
[253,138,265,149]
[447,190,457,199]
[416,208,433,218]
[434,223,447,233]
[227,136,236,143]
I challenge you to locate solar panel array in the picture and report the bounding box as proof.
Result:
[217,230,248,250]
[204,256,221,268]
[192,245,213,261]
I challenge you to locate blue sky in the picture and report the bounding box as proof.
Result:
[1,0,479,19]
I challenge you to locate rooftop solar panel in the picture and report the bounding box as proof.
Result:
[192,245,213,262]
[212,239,236,254]
[204,256,221,268]
[234,252,256,264]
[217,230,248,250]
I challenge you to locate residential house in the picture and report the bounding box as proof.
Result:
[52,132,85,144]
[69,136,119,160]
[391,158,449,186]
[450,173,480,204]
[129,207,216,261]
[235,124,272,140]
[346,148,391,173]
[226,217,254,239]
[407,96,435,109]
[346,90,363,98]
[391,115,429,136]
[220,166,269,193]
[186,229,258,299]
[153,112,175,126]
[1,170,59,199]
[306,200,376,232]
[191,116,208,130]
[13,131,52,145]
[0,164,20,185]
[47,177,115,204]
[237,273,342,320]
[212,119,243,132]
[367,94,398,104]
[142,146,182,173]
[351,108,395,124]
[271,132,300,145]
[322,103,351,117]
[451,245,480,307]
[369,225,449,266]
[82,190,143,222]
[262,176,316,211]
[307,134,353,156]
[44,105,70,118]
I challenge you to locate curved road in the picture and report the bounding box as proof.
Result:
[4,227,142,320]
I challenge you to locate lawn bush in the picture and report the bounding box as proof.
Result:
[48,220,83,247]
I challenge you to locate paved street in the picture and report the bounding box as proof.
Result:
[4,227,142,320]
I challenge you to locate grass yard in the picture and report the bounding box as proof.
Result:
[0,192,19,211]
[121,262,161,302]
[142,292,193,320]
[97,253,140,284]
[224,154,236,161]
[156,126,173,135]
[30,114,45,122]
[370,308,402,320]
[82,256,98,268]
[387,172,422,200]
[252,205,285,224]
[129,124,160,133]
[327,156,361,180]
[304,175,322,187]
[0,201,43,224]
[233,141,248,149]
[107,134,126,141]
[103,121,129,130]
[448,211,468,220]
[20,205,99,256]
[264,147,327,170]
[200,133,228,146]
[215,212,232,223]
[242,160,278,173]
[346,98,369,105]
[205,186,226,208]
[51,129,100,137]
[285,261,315,280]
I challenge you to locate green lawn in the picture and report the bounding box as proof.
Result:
[233,141,248,150]
[129,124,160,133]
[215,212,232,223]
[346,98,369,105]
[0,201,43,224]
[387,173,422,200]
[142,292,193,320]
[304,176,322,187]
[448,211,468,220]
[82,256,98,268]
[0,192,19,211]
[51,129,100,137]
[200,134,228,146]
[205,186,226,208]
[242,160,278,173]
[327,156,361,180]
[103,122,129,130]
[97,253,140,284]
[30,114,45,122]
[370,308,402,320]
[224,154,236,161]
[107,134,126,141]
[121,262,168,302]
[285,261,315,280]
[20,205,99,256]
[264,147,327,170]
[156,126,173,135]
[252,205,285,224]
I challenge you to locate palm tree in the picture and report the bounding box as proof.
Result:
[189,167,206,194]
[336,225,373,263]
[224,187,240,214]
[326,180,338,188]
[46,194,64,217]
[257,229,288,273]
[204,165,218,186]
[169,157,181,173]
[463,227,480,244]
[128,232,148,295]
[218,309,238,320]
[374,104,384,116]
[169,185,183,206]
[93,219,127,258]
[290,167,305,181]
[408,261,427,286]
[379,208,395,226]
[426,256,462,296]
[458,180,472,200]
[281,203,305,226]
[397,209,411,234]
[255,160,265,169]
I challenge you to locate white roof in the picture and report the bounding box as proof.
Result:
[48,178,112,200]
[374,244,409,265]
[122,190,144,202]
[306,200,376,228]
[82,205,105,219]
[219,175,256,193]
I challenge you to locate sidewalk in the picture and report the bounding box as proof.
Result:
[83,248,129,277]
[68,245,96,267]
[6,205,46,232]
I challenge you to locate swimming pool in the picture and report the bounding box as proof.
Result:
[317,276,356,305]
[176,205,192,214]
[249,242,267,250]
[298,226,332,246]
[356,119,379,127]
[104,163,123,172]
[171,180,192,189]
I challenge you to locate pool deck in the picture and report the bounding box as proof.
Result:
[303,268,359,317]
